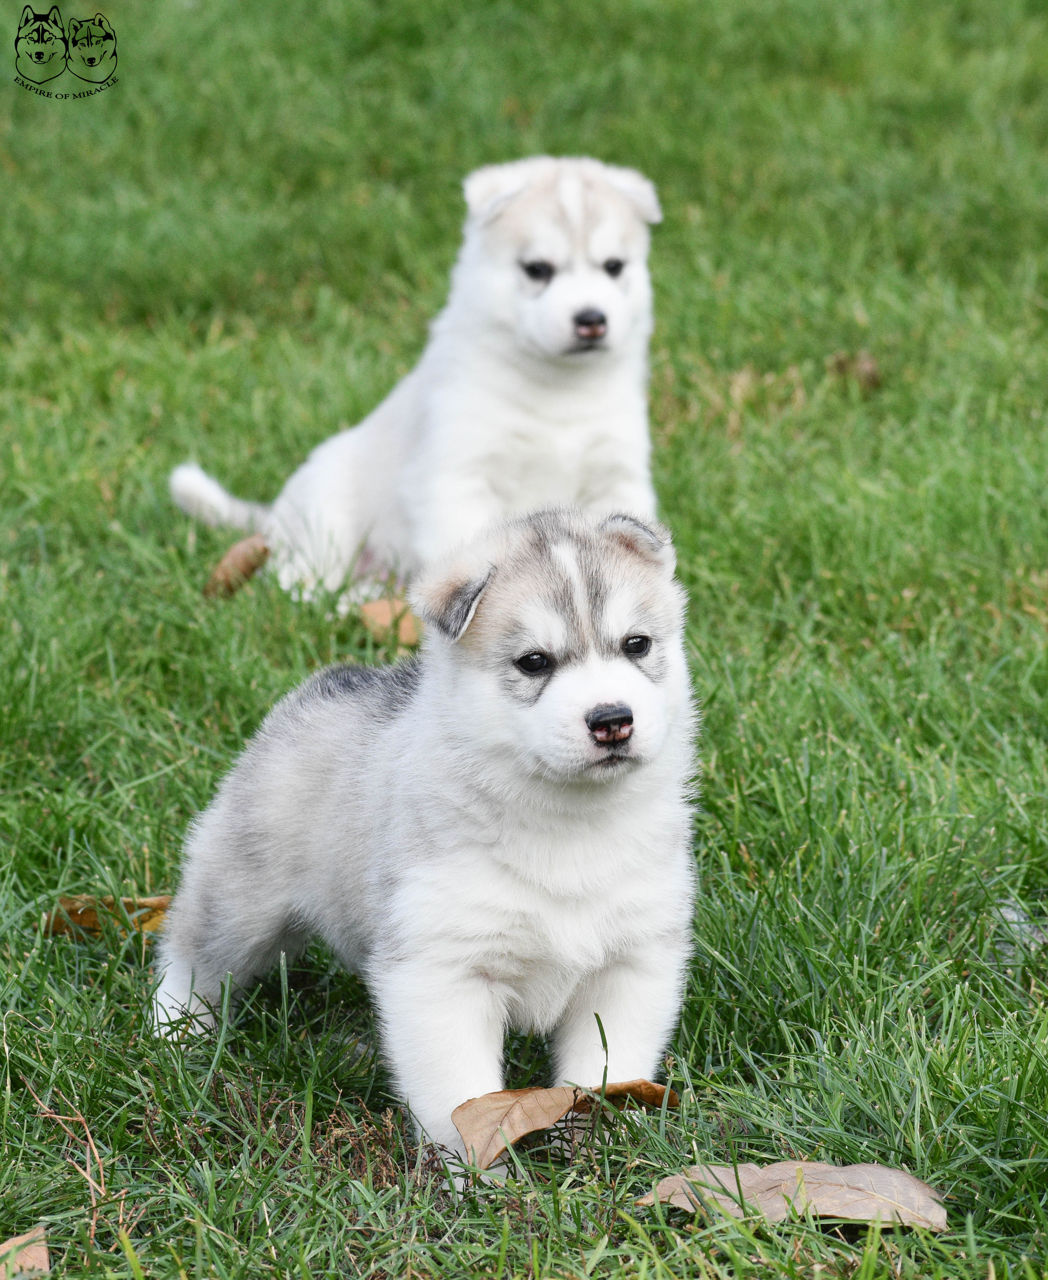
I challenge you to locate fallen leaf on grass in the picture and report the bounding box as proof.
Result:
[827,350,882,393]
[0,1227,49,1279]
[359,597,421,647]
[637,1160,946,1231]
[42,895,172,939]
[453,1079,677,1169]
[203,533,270,598]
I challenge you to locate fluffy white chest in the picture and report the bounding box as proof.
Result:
[382,821,680,1033]
[422,373,644,498]
[490,425,591,510]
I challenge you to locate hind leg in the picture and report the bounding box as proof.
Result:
[153,950,222,1033]
[268,437,371,596]
[152,874,310,1035]
[153,916,310,1035]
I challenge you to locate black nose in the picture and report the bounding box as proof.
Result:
[585,702,633,744]
[573,308,607,341]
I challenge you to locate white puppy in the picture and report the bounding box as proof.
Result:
[154,509,697,1164]
[170,156,662,595]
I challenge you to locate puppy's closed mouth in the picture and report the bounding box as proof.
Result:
[589,749,636,770]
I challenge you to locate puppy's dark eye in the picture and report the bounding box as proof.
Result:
[521,260,555,283]
[622,635,651,658]
[603,258,625,278]
[515,651,553,675]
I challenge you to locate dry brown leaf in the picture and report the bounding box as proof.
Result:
[852,350,882,392]
[359,597,421,647]
[42,895,172,938]
[452,1078,678,1169]
[637,1160,946,1231]
[0,1227,50,1279]
[203,533,270,598]
[827,350,882,393]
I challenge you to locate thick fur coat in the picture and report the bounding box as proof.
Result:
[155,510,697,1163]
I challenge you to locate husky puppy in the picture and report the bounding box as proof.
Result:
[15,6,67,83]
[66,13,116,83]
[170,156,662,597]
[154,509,696,1163]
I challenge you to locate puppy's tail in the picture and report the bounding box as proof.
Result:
[170,462,270,534]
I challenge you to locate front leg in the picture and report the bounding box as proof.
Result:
[371,962,508,1160]
[552,943,689,1089]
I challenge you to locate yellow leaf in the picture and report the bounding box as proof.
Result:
[42,895,172,939]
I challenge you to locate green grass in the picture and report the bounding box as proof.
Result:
[3,0,1048,1274]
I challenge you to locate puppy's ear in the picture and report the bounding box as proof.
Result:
[599,514,676,575]
[96,14,113,31]
[600,164,662,226]
[46,6,63,27]
[412,566,494,642]
[67,17,81,35]
[463,157,552,222]
[19,6,34,29]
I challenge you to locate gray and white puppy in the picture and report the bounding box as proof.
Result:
[154,508,697,1163]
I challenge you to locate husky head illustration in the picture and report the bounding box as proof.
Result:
[15,5,67,83]
[66,12,115,82]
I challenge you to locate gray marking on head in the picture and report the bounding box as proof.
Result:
[451,507,684,706]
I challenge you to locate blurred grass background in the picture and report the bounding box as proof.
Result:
[3,0,1048,1275]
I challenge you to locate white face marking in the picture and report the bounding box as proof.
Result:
[513,597,568,658]
[602,580,645,644]
[589,217,629,267]
[549,539,587,617]
[520,225,571,271]
[555,173,586,238]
